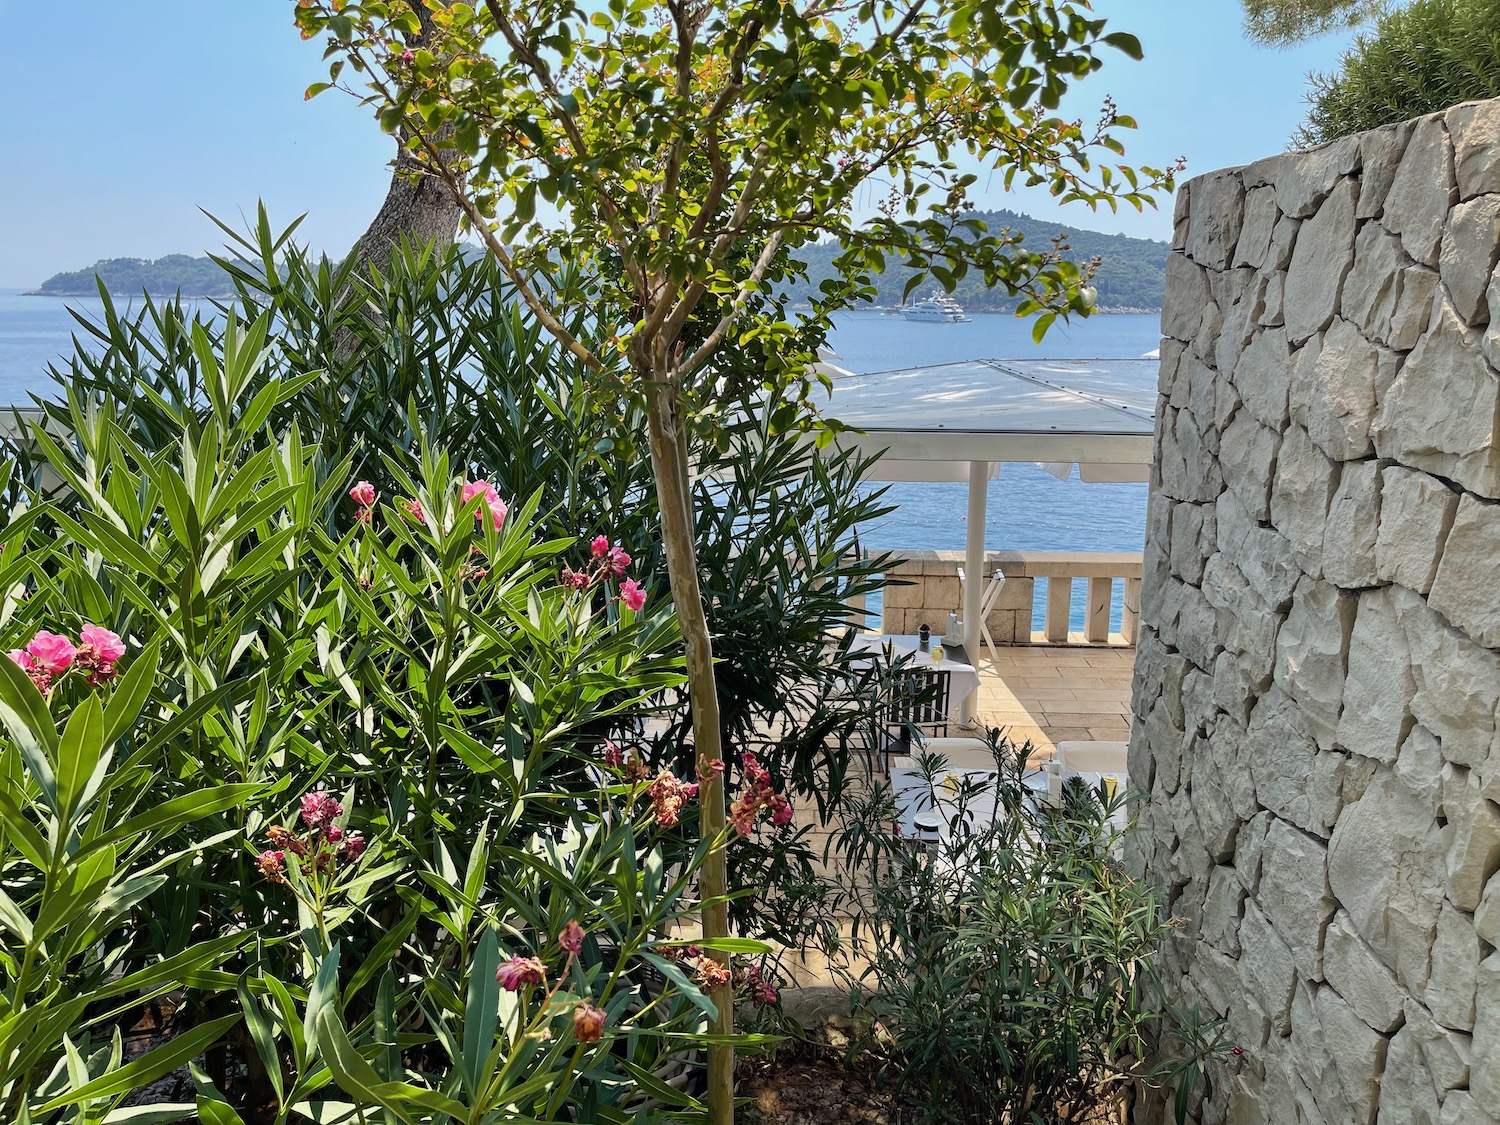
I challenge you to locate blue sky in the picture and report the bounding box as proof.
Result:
[0,1,1356,287]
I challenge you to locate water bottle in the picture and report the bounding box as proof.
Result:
[946,612,961,646]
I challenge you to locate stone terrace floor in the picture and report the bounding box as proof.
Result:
[970,643,1136,755]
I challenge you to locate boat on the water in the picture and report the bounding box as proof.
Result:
[899,293,970,323]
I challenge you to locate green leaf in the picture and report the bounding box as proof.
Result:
[101,639,161,750]
[40,1015,240,1110]
[461,927,500,1098]
[87,784,262,852]
[56,694,105,819]
[303,944,343,1054]
[1101,31,1144,60]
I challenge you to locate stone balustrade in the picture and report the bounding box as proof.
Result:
[872,548,1143,646]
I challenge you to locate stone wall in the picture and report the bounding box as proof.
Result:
[1130,100,1500,1125]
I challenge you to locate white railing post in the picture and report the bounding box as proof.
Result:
[1044,578,1072,644]
[1085,577,1112,643]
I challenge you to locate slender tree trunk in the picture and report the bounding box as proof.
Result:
[644,375,734,1124]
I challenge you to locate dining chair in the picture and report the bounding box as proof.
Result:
[957,565,1007,663]
[882,668,952,771]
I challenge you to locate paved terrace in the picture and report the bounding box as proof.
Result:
[971,643,1135,756]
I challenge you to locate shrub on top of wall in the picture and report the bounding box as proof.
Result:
[1298,0,1500,145]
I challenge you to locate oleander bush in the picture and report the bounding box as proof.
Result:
[0,229,895,1119]
[1297,0,1500,145]
[829,736,1228,1125]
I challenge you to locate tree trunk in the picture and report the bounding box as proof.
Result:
[343,0,463,281]
[644,376,734,1125]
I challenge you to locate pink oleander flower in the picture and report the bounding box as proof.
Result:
[461,480,508,531]
[729,752,793,836]
[256,849,287,884]
[495,955,547,991]
[349,480,376,507]
[78,624,125,665]
[695,957,732,991]
[400,48,414,62]
[573,1002,606,1042]
[603,739,624,768]
[339,833,367,862]
[606,546,631,577]
[557,920,586,954]
[561,566,592,591]
[7,649,34,670]
[698,758,725,786]
[325,824,344,844]
[590,534,610,558]
[300,790,344,831]
[401,497,425,522]
[647,769,697,827]
[619,578,646,612]
[751,979,779,1006]
[26,631,76,676]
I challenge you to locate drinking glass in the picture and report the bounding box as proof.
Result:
[931,641,945,664]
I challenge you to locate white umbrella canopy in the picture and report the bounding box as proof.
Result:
[813,357,1158,643]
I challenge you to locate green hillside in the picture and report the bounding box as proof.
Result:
[32,209,1169,309]
[793,208,1169,312]
[30,254,239,298]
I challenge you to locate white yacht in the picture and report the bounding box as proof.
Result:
[899,293,970,323]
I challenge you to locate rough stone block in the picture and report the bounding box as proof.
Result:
[1322,460,1383,589]
[1392,264,1439,350]
[1218,412,1280,522]
[1329,768,1447,996]
[1377,1024,1442,1125]
[1301,317,1381,460]
[1400,592,1500,770]
[1265,132,1362,219]
[1202,863,1247,956]
[1315,984,1388,1125]
[1186,169,1247,271]
[1439,194,1500,326]
[1235,185,1281,269]
[1359,119,1412,220]
[1383,113,1457,267]
[1285,176,1359,343]
[1249,686,1347,836]
[1338,587,1415,765]
[1343,223,1407,343]
[1233,326,1292,429]
[1447,99,1500,200]
[1406,996,1473,1094]
[1274,578,1356,751]
[1324,909,1406,1033]
[1469,952,1500,1104]
[1163,253,1213,341]
[1375,466,1458,594]
[1373,293,1500,501]
[1442,765,1500,912]
[1397,725,1447,818]
[1430,495,1500,648]
[1439,1090,1500,1125]
[1238,900,1297,1035]
[1427,902,1480,1031]
[1271,425,1339,578]
[1259,817,1334,979]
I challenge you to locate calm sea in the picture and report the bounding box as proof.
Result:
[0,290,1160,630]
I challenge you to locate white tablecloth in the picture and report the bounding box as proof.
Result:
[848,634,981,723]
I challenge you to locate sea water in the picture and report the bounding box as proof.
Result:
[0,291,1160,631]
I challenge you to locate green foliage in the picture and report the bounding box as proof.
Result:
[30,254,245,298]
[795,208,1170,312]
[1242,0,1376,46]
[1297,0,1500,145]
[829,737,1227,1124]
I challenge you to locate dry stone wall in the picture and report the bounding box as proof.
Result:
[1130,100,1500,1125]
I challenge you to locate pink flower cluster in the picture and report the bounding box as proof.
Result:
[737,959,780,1007]
[257,790,365,884]
[495,955,547,991]
[8,625,125,693]
[664,943,732,991]
[646,769,699,828]
[729,753,793,837]
[560,534,646,612]
[349,480,377,524]
[461,479,509,531]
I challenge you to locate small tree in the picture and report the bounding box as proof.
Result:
[1242,0,1379,45]
[293,1,1177,1117]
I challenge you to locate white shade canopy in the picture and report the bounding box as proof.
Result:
[811,356,1159,650]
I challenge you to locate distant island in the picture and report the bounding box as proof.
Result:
[29,254,240,298]
[32,209,1169,310]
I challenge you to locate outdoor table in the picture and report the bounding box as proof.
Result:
[848,633,981,725]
